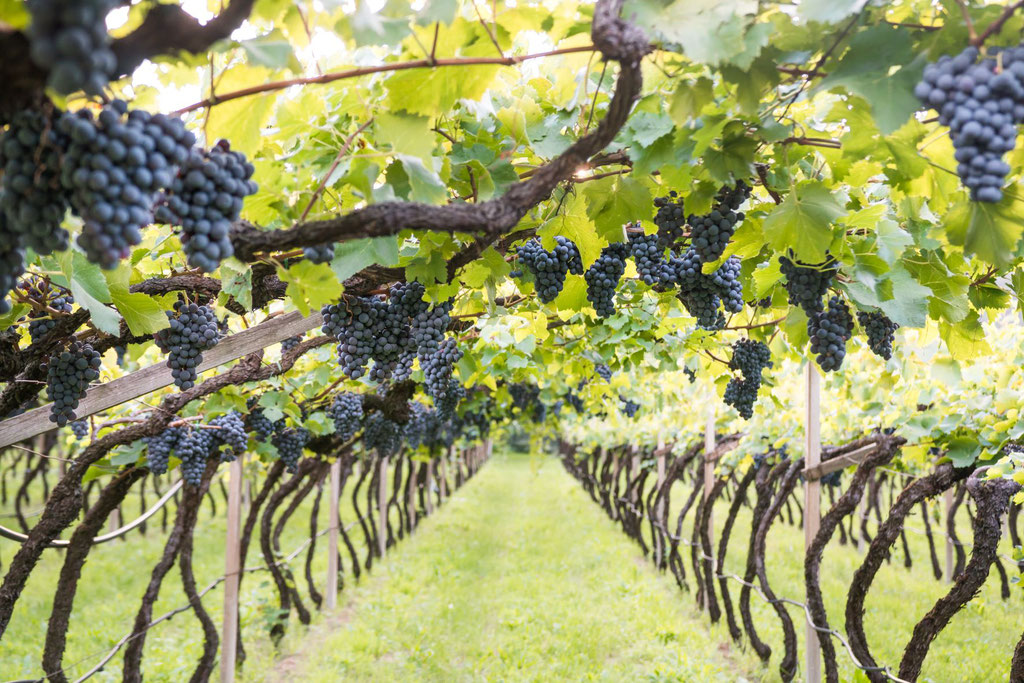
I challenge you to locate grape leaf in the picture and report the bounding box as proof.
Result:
[761,182,843,262]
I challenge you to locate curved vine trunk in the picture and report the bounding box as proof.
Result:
[717,466,756,643]
[180,510,218,683]
[740,460,787,663]
[920,499,942,580]
[898,472,1019,681]
[697,474,727,623]
[947,482,967,576]
[123,460,217,682]
[41,467,147,682]
[304,479,325,610]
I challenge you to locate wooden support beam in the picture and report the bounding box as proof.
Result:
[804,363,822,683]
[378,456,388,557]
[944,487,955,583]
[0,310,323,450]
[703,400,715,611]
[802,443,877,481]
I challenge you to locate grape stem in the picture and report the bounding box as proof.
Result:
[972,0,1024,47]
[298,118,374,223]
[954,0,979,43]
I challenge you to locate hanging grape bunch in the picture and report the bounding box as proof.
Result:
[154,300,221,390]
[435,377,466,419]
[70,419,89,440]
[45,341,102,426]
[330,392,364,442]
[0,109,70,255]
[595,363,612,382]
[723,339,773,419]
[209,411,248,462]
[272,426,309,473]
[281,335,303,352]
[629,230,675,289]
[513,236,583,303]
[303,243,335,264]
[58,101,196,269]
[363,412,404,457]
[914,45,1024,202]
[321,297,381,380]
[368,292,414,383]
[654,191,686,248]
[177,427,215,486]
[620,396,640,418]
[422,337,463,402]
[808,296,854,372]
[25,0,118,96]
[144,427,181,475]
[584,242,630,318]
[246,396,276,442]
[155,139,257,272]
[686,181,751,263]
[857,311,899,360]
[778,252,838,316]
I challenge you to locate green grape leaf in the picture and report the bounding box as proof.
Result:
[278,261,343,316]
[220,259,254,311]
[761,181,843,262]
[110,288,171,336]
[944,197,1024,268]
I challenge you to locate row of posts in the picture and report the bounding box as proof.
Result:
[636,365,960,683]
[218,439,492,682]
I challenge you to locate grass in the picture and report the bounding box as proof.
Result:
[1,450,1020,682]
[260,452,749,682]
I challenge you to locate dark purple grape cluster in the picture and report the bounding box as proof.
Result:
[410,299,451,357]
[629,231,675,288]
[272,426,308,473]
[422,337,462,402]
[58,101,196,269]
[330,392,364,442]
[684,367,696,383]
[246,397,276,442]
[619,396,640,418]
[914,45,1024,202]
[0,212,25,315]
[584,242,630,317]
[0,109,70,255]
[45,341,101,426]
[156,140,256,272]
[177,427,215,486]
[595,363,612,382]
[154,300,220,390]
[514,236,584,302]
[686,181,750,263]
[321,298,379,380]
[778,252,838,316]
[808,296,854,372]
[19,278,73,342]
[363,412,404,456]
[723,339,772,419]
[435,378,465,419]
[281,335,302,352]
[654,191,685,248]
[857,310,899,360]
[509,382,540,411]
[26,0,117,96]
[563,390,585,414]
[210,411,247,462]
[304,243,335,264]
[70,419,89,440]
[144,426,181,475]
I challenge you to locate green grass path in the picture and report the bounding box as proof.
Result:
[261,453,748,682]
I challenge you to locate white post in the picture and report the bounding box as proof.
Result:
[425,461,435,515]
[378,456,388,558]
[108,507,120,536]
[440,455,450,500]
[326,458,341,610]
[944,487,955,583]
[804,364,822,683]
[704,401,715,610]
[220,457,243,683]
[655,437,666,566]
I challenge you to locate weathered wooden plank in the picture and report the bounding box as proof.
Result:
[220,456,244,683]
[802,443,877,481]
[803,363,822,683]
[0,310,323,450]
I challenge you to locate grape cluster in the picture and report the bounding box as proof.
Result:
[369,294,414,383]
[144,427,181,475]
[58,102,196,269]
[584,242,630,317]
[26,0,117,96]
[435,378,465,419]
[363,412,404,456]
[1,109,70,254]
[114,345,127,368]
[684,367,696,384]
[0,212,25,315]
[156,140,256,272]
[670,246,742,331]
[686,182,751,264]
[654,191,686,248]
[246,397,276,442]
[620,396,640,418]
[70,419,89,440]
[330,392,364,442]
[857,310,899,360]
[281,335,302,352]
[272,427,308,473]
[514,237,584,303]
[45,341,101,426]
[595,363,612,382]
[821,471,843,487]
[629,231,675,288]
[29,293,73,342]
[509,383,540,411]
[723,339,773,419]
[410,300,451,357]
[154,300,221,390]
[808,296,854,372]
[321,298,378,380]
[210,411,247,462]
[778,252,838,316]
[422,338,462,401]
[914,45,1024,202]
[304,243,335,264]
[563,391,585,414]
[178,428,215,486]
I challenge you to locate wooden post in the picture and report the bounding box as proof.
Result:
[425,461,435,515]
[704,401,715,611]
[377,456,388,557]
[857,487,869,552]
[803,364,822,683]
[325,458,341,610]
[944,487,955,583]
[108,507,120,536]
[440,453,449,500]
[220,456,243,683]
[407,458,418,529]
[630,445,640,508]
